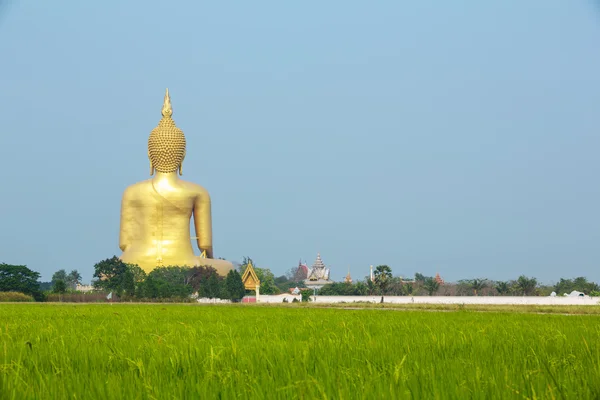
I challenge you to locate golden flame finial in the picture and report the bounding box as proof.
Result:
[162,88,173,117]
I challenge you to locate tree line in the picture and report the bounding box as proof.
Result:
[0,258,245,302]
[0,256,306,302]
[317,266,600,297]
[1,260,599,302]
[92,257,246,302]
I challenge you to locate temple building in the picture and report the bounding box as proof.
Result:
[241,261,261,301]
[435,272,445,285]
[304,253,331,289]
[294,260,309,281]
[344,268,353,284]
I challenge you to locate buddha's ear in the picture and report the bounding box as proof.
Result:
[148,151,154,176]
[179,150,186,176]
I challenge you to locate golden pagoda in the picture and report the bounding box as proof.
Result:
[344,268,353,284]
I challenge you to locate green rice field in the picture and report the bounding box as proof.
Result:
[1,304,599,399]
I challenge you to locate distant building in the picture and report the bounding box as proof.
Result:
[304,253,331,289]
[344,268,353,284]
[289,287,301,295]
[294,260,309,281]
[435,273,444,285]
[241,261,261,301]
[75,284,95,293]
[307,253,330,281]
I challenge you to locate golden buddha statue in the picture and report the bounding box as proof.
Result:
[118,89,233,276]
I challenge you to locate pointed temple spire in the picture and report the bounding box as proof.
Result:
[435,272,445,285]
[312,253,325,269]
[307,253,330,281]
[345,267,353,284]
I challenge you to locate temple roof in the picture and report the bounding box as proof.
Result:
[435,272,444,284]
[242,261,260,290]
[307,253,330,281]
[297,259,308,273]
[312,253,326,270]
[344,270,353,283]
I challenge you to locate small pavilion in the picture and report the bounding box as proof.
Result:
[241,261,261,302]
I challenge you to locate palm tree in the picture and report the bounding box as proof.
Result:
[373,265,392,298]
[423,277,439,296]
[494,281,510,296]
[469,279,488,296]
[516,275,537,296]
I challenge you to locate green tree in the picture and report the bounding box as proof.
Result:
[0,263,43,301]
[273,274,306,292]
[300,289,312,302]
[52,269,68,286]
[373,265,393,295]
[53,279,67,294]
[92,256,146,299]
[366,278,376,295]
[468,278,489,296]
[554,277,599,295]
[140,266,192,299]
[52,269,83,290]
[187,266,218,293]
[225,269,246,302]
[516,275,538,296]
[255,268,280,295]
[386,277,407,296]
[67,270,82,288]
[319,282,368,296]
[201,272,222,299]
[554,278,578,295]
[494,281,511,296]
[355,281,369,296]
[423,277,439,296]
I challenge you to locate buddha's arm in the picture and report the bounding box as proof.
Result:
[119,188,134,252]
[194,190,214,258]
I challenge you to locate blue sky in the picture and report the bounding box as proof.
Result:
[1,1,599,284]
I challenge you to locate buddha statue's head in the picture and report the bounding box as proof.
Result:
[148,89,187,175]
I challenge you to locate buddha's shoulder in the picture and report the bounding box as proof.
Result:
[179,180,210,196]
[122,179,209,197]
[122,180,153,195]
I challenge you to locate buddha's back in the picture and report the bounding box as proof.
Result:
[120,178,201,267]
[118,89,228,274]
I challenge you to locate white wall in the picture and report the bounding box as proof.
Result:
[259,295,600,306]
